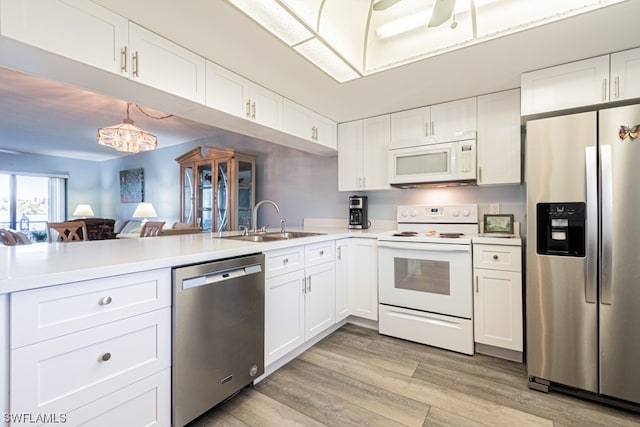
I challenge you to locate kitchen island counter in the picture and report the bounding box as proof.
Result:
[0,227,382,294]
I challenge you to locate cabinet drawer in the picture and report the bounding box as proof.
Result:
[10,308,171,417]
[64,368,170,427]
[304,241,335,267]
[265,246,305,278]
[10,269,171,348]
[473,244,521,271]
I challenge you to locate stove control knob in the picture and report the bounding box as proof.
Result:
[401,210,409,218]
[451,208,460,217]
[410,209,417,217]
[462,209,470,217]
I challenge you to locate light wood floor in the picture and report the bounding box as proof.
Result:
[191,324,640,426]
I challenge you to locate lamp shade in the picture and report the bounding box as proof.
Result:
[132,202,158,220]
[72,204,95,217]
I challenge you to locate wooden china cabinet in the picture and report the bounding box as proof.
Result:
[175,146,256,232]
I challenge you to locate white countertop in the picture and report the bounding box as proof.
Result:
[0,227,383,294]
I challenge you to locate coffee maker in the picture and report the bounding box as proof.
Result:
[348,195,369,229]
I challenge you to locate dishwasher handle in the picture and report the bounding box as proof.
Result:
[182,264,262,289]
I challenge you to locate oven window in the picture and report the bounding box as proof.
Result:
[396,152,449,175]
[394,257,450,296]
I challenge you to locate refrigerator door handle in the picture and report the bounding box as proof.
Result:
[601,144,613,305]
[585,146,598,304]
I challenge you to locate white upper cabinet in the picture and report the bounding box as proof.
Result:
[391,97,476,146]
[390,106,430,144]
[610,47,640,102]
[0,0,128,75]
[206,60,282,130]
[430,97,477,142]
[477,89,521,186]
[282,99,337,149]
[128,23,205,103]
[338,115,390,191]
[0,0,205,103]
[521,55,610,115]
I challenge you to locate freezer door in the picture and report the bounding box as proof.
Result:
[599,104,640,404]
[525,112,598,392]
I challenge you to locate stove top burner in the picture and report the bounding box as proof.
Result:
[439,233,464,238]
[392,231,418,237]
[390,231,466,238]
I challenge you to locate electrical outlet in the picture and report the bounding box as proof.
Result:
[490,203,500,214]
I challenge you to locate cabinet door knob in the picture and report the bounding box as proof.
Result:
[100,352,112,362]
[99,296,113,305]
[283,258,289,265]
[493,254,499,260]
[320,250,324,255]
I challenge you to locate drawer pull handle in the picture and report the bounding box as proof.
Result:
[492,255,499,260]
[100,352,112,362]
[99,296,113,305]
[283,258,289,265]
[320,250,324,255]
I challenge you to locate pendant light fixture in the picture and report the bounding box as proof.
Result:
[97,102,157,153]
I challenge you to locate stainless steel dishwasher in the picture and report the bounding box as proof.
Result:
[172,253,265,427]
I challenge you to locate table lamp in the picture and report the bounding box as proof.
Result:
[72,204,95,218]
[132,202,157,224]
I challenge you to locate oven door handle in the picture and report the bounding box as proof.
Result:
[377,240,471,252]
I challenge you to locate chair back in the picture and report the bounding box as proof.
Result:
[46,221,88,243]
[171,222,193,229]
[0,229,17,246]
[140,221,166,237]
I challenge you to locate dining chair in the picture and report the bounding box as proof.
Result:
[140,221,166,237]
[0,229,17,246]
[171,222,192,229]
[46,221,88,242]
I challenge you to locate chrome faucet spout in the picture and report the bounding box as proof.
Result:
[252,200,280,233]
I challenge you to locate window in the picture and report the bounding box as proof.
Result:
[0,172,67,242]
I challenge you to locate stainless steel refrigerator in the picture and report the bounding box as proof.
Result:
[526,103,640,406]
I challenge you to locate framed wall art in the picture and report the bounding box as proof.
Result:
[483,214,514,234]
[120,168,144,203]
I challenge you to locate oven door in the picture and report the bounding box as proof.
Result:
[378,240,472,318]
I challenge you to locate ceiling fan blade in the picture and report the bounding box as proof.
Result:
[373,0,403,12]
[428,0,456,27]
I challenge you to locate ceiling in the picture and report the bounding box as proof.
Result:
[0,0,639,161]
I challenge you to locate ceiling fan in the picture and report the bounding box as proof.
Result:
[373,0,457,28]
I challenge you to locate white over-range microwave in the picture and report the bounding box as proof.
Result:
[388,139,477,187]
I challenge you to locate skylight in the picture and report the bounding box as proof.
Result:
[226,0,628,83]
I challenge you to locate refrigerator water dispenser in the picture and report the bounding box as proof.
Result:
[536,202,586,257]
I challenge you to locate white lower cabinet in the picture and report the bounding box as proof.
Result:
[264,269,305,365]
[265,241,335,366]
[60,368,170,427]
[473,242,523,355]
[348,238,378,321]
[9,269,172,425]
[334,238,350,322]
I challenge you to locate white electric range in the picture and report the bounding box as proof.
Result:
[377,203,478,355]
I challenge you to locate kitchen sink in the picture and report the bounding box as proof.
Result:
[223,231,325,242]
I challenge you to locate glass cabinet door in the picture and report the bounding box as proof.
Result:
[237,160,253,229]
[215,160,229,232]
[197,163,213,231]
[181,165,194,226]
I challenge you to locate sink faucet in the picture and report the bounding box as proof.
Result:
[252,200,280,233]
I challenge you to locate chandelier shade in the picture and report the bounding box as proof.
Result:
[97,102,157,153]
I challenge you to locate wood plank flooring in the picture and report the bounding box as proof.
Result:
[191,324,640,426]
